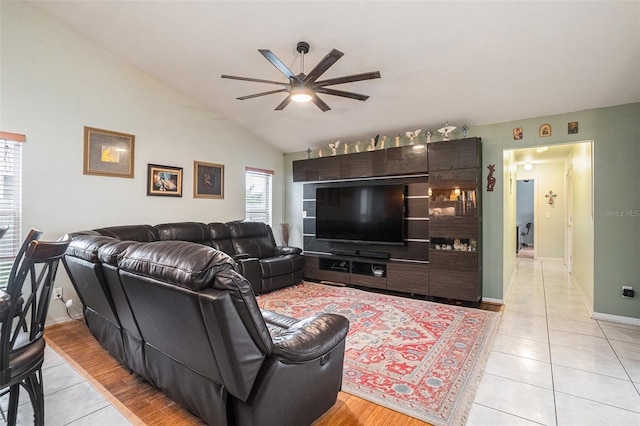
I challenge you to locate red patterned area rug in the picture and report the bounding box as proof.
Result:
[257,282,500,426]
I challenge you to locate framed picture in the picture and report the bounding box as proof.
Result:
[147,164,183,197]
[194,161,224,199]
[83,126,135,178]
[513,127,523,140]
[568,121,579,134]
[539,124,552,137]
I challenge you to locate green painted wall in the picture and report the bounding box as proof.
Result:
[284,102,640,320]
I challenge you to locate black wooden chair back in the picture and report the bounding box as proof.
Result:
[0,234,70,425]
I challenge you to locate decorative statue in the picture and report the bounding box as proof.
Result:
[344,142,349,155]
[354,141,360,153]
[426,131,432,143]
[367,134,380,151]
[395,134,401,147]
[487,164,496,192]
[461,124,469,137]
[306,148,312,159]
[379,135,386,149]
[329,140,340,156]
[406,129,422,145]
[438,122,456,141]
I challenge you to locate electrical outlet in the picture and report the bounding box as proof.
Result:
[622,286,634,298]
[53,288,63,300]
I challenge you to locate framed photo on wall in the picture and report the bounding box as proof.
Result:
[83,126,135,178]
[147,164,183,197]
[194,161,224,199]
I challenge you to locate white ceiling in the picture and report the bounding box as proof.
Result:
[25,1,640,154]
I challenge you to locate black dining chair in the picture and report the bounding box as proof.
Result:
[0,234,70,425]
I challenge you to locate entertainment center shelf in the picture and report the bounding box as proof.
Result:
[293,138,482,305]
[305,255,429,294]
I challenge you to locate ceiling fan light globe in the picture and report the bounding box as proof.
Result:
[290,87,313,103]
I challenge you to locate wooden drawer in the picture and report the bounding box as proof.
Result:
[351,274,386,290]
[387,262,429,295]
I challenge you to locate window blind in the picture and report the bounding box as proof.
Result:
[245,168,273,228]
[0,139,22,287]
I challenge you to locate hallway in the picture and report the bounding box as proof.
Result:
[468,258,640,425]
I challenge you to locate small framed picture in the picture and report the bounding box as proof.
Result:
[568,122,579,134]
[539,124,552,137]
[147,164,183,197]
[83,126,135,178]
[194,161,224,199]
[513,128,523,140]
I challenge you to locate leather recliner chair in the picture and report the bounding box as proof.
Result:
[116,240,349,426]
[227,221,304,293]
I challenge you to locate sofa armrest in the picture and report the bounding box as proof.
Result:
[270,313,349,363]
[235,257,261,294]
[276,246,302,256]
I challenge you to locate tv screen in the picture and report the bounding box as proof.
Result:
[315,184,405,245]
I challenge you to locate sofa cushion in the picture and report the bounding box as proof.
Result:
[155,222,211,245]
[98,240,141,266]
[94,225,159,242]
[118,241,235,291]
[66,235,120,262]
[208,223,236,256]
[259,255,303,278]
[227,221,276,259]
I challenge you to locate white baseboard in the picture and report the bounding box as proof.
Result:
[592,311,640,327]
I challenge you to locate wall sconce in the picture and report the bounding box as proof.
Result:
[545,190,557,205]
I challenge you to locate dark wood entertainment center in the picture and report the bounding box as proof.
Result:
[293,138,482,305]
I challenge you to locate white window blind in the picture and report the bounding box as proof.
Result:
[0,136,23,287]
[245,167,273,227]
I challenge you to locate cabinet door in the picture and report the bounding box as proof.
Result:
[386,145,428,175]
[387,262,429,295]
[428,251,480,302]
[428,138,479,171]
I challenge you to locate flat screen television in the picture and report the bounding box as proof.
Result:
[315,184,405,245]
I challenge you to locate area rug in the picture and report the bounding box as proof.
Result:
[256,282,500,426]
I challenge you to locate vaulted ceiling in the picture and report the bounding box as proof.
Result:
[26,1,640,153]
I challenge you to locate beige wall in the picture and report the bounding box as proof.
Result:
[1,3,286,323]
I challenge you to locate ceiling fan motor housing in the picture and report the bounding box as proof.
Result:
[296,41,310,54]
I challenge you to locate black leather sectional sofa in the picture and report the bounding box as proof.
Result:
[63,221,348,425]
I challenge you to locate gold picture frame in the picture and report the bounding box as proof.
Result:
[147,164,183,197]
[539,124,552,137]
[83,126,135,178]
[194,161,224,199]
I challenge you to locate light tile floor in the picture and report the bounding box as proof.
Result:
[0,346,132,425]
[468,258,640,425]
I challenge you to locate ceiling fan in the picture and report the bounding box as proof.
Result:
[221,41,381,112]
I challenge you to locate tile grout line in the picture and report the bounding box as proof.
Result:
[540,259,559,426]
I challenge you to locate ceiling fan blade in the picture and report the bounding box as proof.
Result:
[312,95,331,112]
[236,88,289,100]
[221,75,289,87]
[258,49,300,82]
[303,49,344,84]
[274,96,292,111]
[314,71,381,88]
[315,87,370,101]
